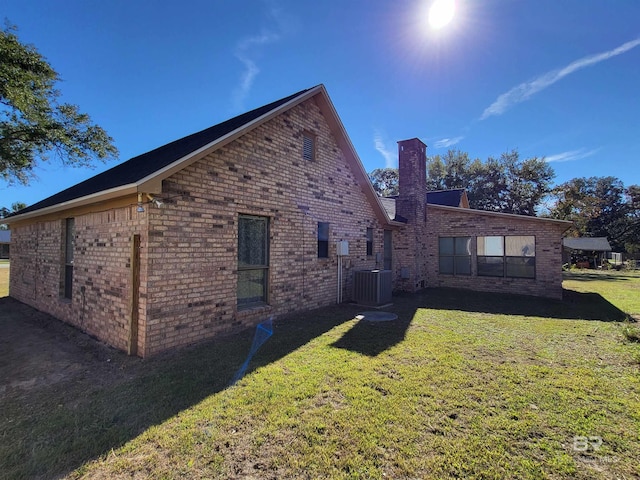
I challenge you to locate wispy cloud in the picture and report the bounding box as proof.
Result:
[373,129,397,168]
[232,1,294,112]
[545,148,599,163]
[232,31,279,111]
[481,37,640,120]
[434,136,464,148]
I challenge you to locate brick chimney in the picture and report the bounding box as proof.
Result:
[395,138,428,291]
[397,138,427,223]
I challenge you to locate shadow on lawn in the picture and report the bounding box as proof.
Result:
[0,298,363,480]
[331,312,413,357]
[411,286,628,322]
[563,271,637,282]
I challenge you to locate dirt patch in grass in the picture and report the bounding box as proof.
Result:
[0,298,129,395]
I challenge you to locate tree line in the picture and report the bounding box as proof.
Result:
[369,150,640,254]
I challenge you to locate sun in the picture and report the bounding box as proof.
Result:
[428,0,456,29]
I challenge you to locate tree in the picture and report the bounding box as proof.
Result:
[0,201,26,229]
[0,25,117,184]
[624,185,640,253]
[497,151,555,216]
[547,176,637,252]
[425,149,554,216]
[368,168,399,196]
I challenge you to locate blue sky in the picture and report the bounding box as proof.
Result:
[2,0,639,208]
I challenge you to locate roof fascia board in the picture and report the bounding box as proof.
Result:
[2,184,139,224]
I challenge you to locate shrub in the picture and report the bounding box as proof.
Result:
[621,321,640,343]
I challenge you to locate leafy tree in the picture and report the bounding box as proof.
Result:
[425,149,475,191]
[547,176,637,252]
[0,201,26,229]
[368,168,399,196]
[369,149,554,216]
[0,25,117,184]
[497,151,555,216]
[425,149,554,216]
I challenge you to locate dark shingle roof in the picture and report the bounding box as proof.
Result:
[379,197,401,222]
[14,88,313,217]
[426,189,465,207]
[380,189,466,220]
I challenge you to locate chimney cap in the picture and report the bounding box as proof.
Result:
[397,138,427,149]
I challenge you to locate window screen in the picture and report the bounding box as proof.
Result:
[238,215,269,306]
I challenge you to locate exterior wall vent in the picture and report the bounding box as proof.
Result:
[353,269,392,306]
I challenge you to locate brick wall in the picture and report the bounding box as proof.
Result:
[143,97,386,355]
[424,205,568,298]
[9,206,148,352]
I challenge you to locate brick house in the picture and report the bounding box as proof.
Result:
[2,85,571,357]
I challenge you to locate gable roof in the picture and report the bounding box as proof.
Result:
[563,237,612,252]
[4,85,397,226]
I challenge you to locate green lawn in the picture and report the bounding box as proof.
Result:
[0,262,8,297]
[1,272,639,479]
[563,269,640,319]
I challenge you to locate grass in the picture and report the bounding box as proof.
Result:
[0,262,8,297]
[563,269,640,319]
[1,272,639,479]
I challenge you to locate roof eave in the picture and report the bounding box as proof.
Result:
[1,184,139,225]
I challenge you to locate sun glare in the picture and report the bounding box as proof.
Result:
[428,0,456,29]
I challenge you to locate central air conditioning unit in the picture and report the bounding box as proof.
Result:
[353,269,392,306]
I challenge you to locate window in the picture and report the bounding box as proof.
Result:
[383,230,392,270]
[506,236,536,278]
[477,235,535,279]
[303,133,315,161]
[238,215,269,307]
[366,228,373,256]
[62,218,75,299]
[439,237,471,275]
[318,222,329,258]
[477,236,504,277]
